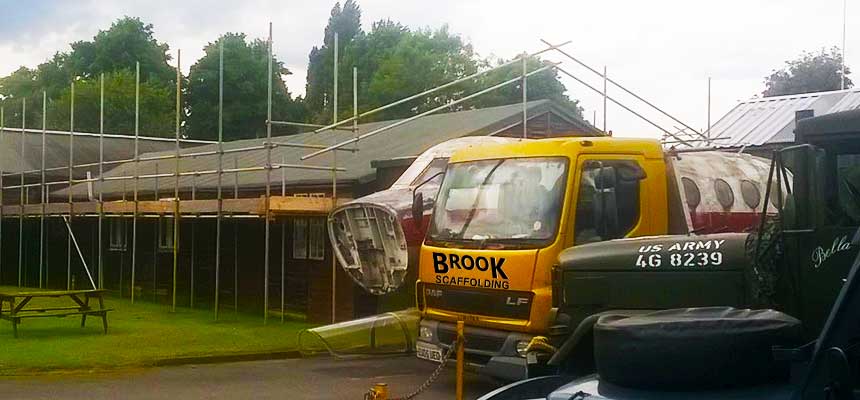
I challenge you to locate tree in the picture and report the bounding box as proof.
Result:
[66,17,175,84]
[304,1,583,123]
[47,71,176,136]
[186,33,306,140]
[469,57,583,116]
[0,17,176,134]
[333,19,408,121]
[763,47,852,97]
[362,25,479,120]
[0,67,39,100]
[305,0,363,122]
[0,67,40,129]
[0,70,175,136]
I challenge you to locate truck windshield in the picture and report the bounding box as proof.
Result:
[427,157,568,248]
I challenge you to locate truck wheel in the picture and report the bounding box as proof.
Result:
[593,307,801,390]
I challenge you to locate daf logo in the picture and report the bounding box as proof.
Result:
[506,297,529,306]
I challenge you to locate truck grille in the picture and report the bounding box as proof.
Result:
[437,326,507,353]
[422,284,532,320]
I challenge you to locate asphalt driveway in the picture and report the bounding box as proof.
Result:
[0,355,504,399]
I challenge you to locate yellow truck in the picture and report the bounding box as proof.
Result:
[329,135,777,379]
[409,136,776,380]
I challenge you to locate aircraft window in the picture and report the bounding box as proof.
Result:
[681,177,700,209]
[741,180,761,209]
[714,179,734,209]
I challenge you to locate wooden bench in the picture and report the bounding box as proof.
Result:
[0,289,113,338]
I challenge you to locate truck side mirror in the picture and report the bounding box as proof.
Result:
[412,191,425,227]
[410,170,444,229]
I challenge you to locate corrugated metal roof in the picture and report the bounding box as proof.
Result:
[0,129,210,179]
[57,100,597,198]
[830,91,860,112]
[709,88,860,147]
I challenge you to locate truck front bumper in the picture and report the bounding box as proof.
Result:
[417,319,535,381]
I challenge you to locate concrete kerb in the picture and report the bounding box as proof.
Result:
[152,350,302,367]
[0,350,303,377]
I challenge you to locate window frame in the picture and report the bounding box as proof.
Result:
[572,157,645,245]
[109,218,127,251]
[158,217,175,252]
[308,217,326,261]
[425,156,570,249]
[410,157,449,186]
[293,218,308,260]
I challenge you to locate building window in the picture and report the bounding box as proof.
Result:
[293,218,308,259]
[308,218,326,260]
[159,217,175,252]
[109,219,126,251]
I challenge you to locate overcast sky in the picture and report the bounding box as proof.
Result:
[1,0,857,139]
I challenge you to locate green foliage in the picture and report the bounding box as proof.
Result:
[0,71,174,136]
[305,0,363,123]
[67,17,175,84]
[362,25,479,120]
[1,5,584,141]
[0,16,174,100]
[0,16,176,134]
[0,67,40,129]
[186,33,306,140]
[0,67,39,101]
[305,1,582,123]
[763,47,853,97]
[49,71,176,136]
[470,57,582,114]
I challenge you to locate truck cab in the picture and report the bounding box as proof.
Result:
[414,136,774,380]
[770,110,860,337]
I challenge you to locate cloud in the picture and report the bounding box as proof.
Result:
[1,0,857,138]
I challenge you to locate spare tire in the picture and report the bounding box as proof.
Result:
[593,307,801,390]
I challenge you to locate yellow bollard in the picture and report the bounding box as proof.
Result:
[456,320,465,400]
[367,383,388,400]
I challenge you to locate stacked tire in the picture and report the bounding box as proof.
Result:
[593,307,801,390]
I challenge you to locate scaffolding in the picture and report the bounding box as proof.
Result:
[0,25,703,322]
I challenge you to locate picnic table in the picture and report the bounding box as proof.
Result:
[0,289,112,338]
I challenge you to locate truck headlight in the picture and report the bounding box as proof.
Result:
[419,326,433,340]
[516,340,529,357]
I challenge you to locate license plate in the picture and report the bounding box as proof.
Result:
[416,342,443,363]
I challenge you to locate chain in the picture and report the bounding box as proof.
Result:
[390,338,460,400]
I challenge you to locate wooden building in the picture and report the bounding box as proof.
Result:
[0,100,597,323]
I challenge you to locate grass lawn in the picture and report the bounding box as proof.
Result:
[0,286,313,374]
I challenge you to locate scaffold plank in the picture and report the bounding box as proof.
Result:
[267,196,349,215]
[0,196,349,217]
